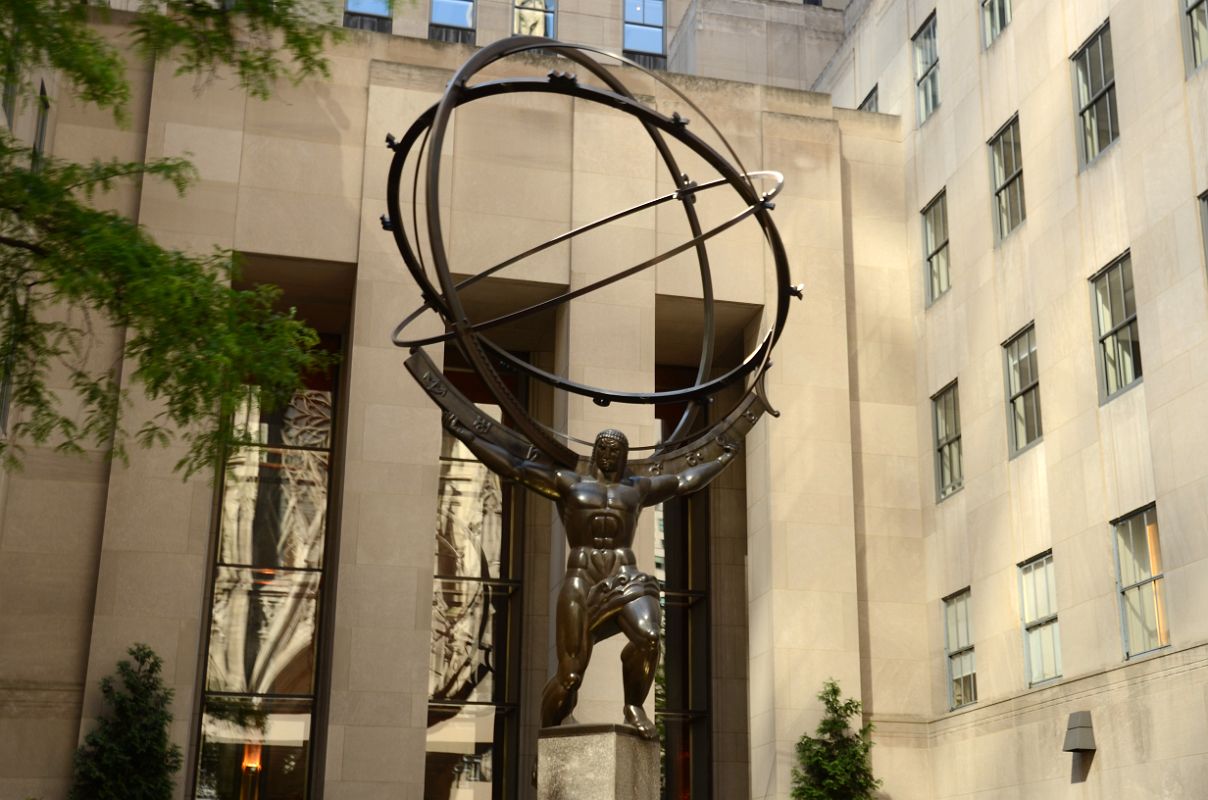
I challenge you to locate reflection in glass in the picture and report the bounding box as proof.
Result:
[197,696,312,800]
[1093,256,1141,396]
[435,455,504,580]
[424,705,506,800]
[429,580,514,706]
[514,0,554,36]
[432,0,474,28]
[207,568,320,696]
[233,390,332,450]
[222,448,329,569]
[1115,508,1168,655]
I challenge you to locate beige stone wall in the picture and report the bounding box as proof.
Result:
[818,0,1208,798]
[668,0,846,91]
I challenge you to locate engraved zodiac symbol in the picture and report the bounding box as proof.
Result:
[421,371,448,397]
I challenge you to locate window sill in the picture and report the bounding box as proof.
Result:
[1026,674,1063,689]
[925,287,951,310]
[1124,643,1171,662]
[1099,375,1143,406]
[1080,136,1120,172]
[995,217,1027,246]
[918,104,941,130]
[1008,435,1043,460]
[936,484,964,504]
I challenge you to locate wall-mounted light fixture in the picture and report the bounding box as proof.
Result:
[1063,710,1096,752]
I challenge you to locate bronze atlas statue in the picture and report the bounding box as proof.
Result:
[384,37,799,739]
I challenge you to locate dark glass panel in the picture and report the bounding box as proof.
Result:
[221,447,329,570]
[206,568,321,696]
[196,696,312,800]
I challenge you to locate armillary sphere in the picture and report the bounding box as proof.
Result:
[385,36,801,470]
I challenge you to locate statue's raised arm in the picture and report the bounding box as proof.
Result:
[442,410,560,499]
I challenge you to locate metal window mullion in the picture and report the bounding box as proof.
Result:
[433,574,522,588]
[216,561,326,574]
[917,59,938,89]
[997,166,1023,196]
[1079,80,1113,116]
[1101,310,1137,342]
[1120,573,1162,594]
[1024,612,1058,631]
[205,689,317,701]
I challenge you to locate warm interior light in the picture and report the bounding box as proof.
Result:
[242,743,263,772]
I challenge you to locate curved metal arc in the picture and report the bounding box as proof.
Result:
[387,37,796,461]
[390,170,783,349]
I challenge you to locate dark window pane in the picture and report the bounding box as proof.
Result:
[197,697,313,800]
[234,390,333,450]
[424,705,510,799]
[429,580,515,704]
[206,568,321,695]
[221,447,329,569]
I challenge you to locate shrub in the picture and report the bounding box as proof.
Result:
[69,644,183,800]
[791,679,881,800]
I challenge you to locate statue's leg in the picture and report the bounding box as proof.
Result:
[541,574,592,728]
[616,595,660,739]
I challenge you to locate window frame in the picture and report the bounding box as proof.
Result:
[943,588,977,710]
[981,0,1012,48]
[988,114,1026,240]
[858,84,879,113]
[343,0,392,31]
[932,380,963,501]
[191,365,344,800]
[429,0,476,44]
[1111,504,1170,659]
[1199,190,1208,273]
[1183,0,1208,74]
[512,0,556,37]
[1071,21,1119,166]
[913,12,940,126]
[922,188,950,305]
[1018,551,1062,686]
[1002,323,1042,456]
[1090,252,1143,402]
[623,0,666,59]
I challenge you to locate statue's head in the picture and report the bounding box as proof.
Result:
[591,428,629,478]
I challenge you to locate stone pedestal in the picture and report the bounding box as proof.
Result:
[537,724,658,800]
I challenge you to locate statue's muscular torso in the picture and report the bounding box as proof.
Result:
[556,472,646,583]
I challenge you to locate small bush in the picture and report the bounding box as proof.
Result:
[69,643,183,800]
[791,679,881,800]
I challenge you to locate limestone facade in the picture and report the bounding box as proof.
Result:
[0,1,1205,800]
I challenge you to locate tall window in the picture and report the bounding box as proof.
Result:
[1200,191,1208,269]
[430,0,475,44]
[944,589,976,709]
[981,0,1011,47]
[1092,253,1142,397]
[513,0,555,36]
[1073,23,1118,162]
[1003,325,1041,453]
[858,85,879,113]
[425,368,523,800]
[1186,0,1208,70]
[195,379,339,800]
[1113,506,1169,658]
[1019,552,1061,685]
[990,115,1025,238]
[933,382,962,500]
[624,0,666,69]
[653,390,711,800]
[31,82,48,171]
[913,14,939,125]
[2,32,16,128]
[344,0,392,32]
[923,190,950,303]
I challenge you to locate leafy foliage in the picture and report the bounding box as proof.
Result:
[791,679,881,800]
[68,644,184,800]
[0,1,342,472]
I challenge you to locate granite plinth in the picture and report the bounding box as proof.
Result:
[536,724,658,800]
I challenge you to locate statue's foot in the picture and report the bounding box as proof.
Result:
[623,704,658,739]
